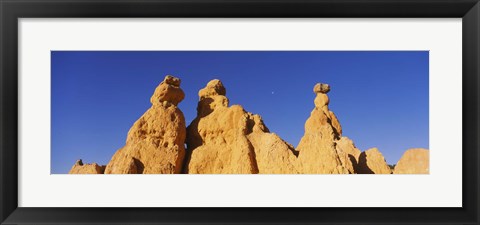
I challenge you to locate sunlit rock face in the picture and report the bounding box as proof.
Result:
[394,148,429,174]
[104,75,187,174]
[68,76,428,175]
[335,136,362,174]
[184,79,299,174]
[69,159,105,174]
[295,83,348,174]
[356,148,392,174]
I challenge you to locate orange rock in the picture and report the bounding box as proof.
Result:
[394,148,429,174]
[69,77,426,175]
[104,75,186,174]
[68,159,105,174]
[296,83,348,174]
[150,75,185,106]
[357,148,391,174]
[198,79,226,100]
[335,136,362,174]
[184,79,298,174]
[313,83,330,94]
[247,123,299,174]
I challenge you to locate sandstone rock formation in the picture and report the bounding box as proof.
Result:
[394,148,429,174]
[150,75,185,106]
[69,159,105,174]
[184,79,298,174]
[313,83,331,94]
[357,148,392,174]
[67,75,429,175]
[335,136,362,174]
[296,83,348,174]
[104,75,187,174]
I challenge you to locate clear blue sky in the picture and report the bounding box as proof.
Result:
[51,51,429,174]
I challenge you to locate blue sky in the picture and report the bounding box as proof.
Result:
[51,51,429,174]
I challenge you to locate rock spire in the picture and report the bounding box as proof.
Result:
[296,83,348,174]
[184,79,298,174]
[104,75,187,174]
[67,76,429,175]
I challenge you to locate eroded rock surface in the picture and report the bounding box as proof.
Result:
[313,83,331,94]
[185,79,298,174]
[296,83,348,174]
[357,148,391,174]
[68,76,429,175]
[394,148,429,174]
[335,136,362,174]
[104,75,187,174]
[69,159,105,174]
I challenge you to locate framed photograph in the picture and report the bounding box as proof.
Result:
[1,0,479,224]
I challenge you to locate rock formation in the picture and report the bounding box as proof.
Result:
[394,148,429,174]
[335,136,362,174]
[67,75,429,175]
[184,79,298,174]
[104,75,187,174]
[69,159,105,174]
[357,148,392,174]
[296,83,348,174]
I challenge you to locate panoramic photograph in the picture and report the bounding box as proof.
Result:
[51,51,429,174]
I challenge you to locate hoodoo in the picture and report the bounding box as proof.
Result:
[104,75,187,174]
[67,76,429,175]
[184,79,298,174]
[296,83,348,174]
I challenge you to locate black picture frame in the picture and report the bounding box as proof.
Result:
[1,0,479,224]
